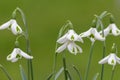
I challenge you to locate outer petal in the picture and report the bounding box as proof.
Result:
[99,26,110,37]
[67,42,75,54]
[0,20,11,30]
[7,48,18,61]
[11,58,19,62]
[94,29,105,41]
[98,55,110,64]
[116,56,120,64]
[11,23,22,35]
[80,28,92,37]
[108,54,116,65]
[77,35,84,43]
[66,30,79,41]
[19,49,33,59]
[56,42,67,53]
[75,44,82,53]
[57,33,68,44]
[111,24,120,36]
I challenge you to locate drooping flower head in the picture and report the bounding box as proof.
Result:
[99,23,120,37]
[0,19,23,35]
[99,53,120,69]
[7,48,33,62]
[80,27,105,43]
[56,29,83,55]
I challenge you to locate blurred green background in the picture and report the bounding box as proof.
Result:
[0,0,120,80]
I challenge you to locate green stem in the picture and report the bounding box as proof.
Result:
[100,41,106,80]
[14,7,34,80]
[110,68,115,80]
[0,64,13,80]
[84,43,94,80]
[53,53,57,80]
[63,54,68,80]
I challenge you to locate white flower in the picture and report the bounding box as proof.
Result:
[99,53,120,69]
[80,27,105,43]
[56,29,83,55]
[7,48,33,62]
[100,23,120,37]
[0,19,23,35]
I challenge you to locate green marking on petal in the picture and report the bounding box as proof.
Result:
[72,48,75,52]
[71,35,74,40]
[16,54,22,59]
[111,59,114,64]
[16,26,20,32]
[116,30,119,33]
[89,34,94,38]
[109,30,112,33]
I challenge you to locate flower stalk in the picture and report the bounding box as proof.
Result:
[13,7,34,80]
[84,42,94,80]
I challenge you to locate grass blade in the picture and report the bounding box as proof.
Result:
[55,67,64,80]
[19,65,27,80]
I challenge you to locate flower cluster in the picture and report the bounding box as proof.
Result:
[56,18,120,68]
[0,19,33,62]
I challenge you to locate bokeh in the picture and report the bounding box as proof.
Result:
[0,0,120,80]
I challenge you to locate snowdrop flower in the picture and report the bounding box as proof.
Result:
[99,23,120,37]
[99,53,120,69]
[56,29,83,55]
[0,19,22,35]
[7,48,33,62]
[80,27,105,43]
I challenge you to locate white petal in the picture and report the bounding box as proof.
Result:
[98,55,110,64]
[100,26,110,37]
[89,37,95,43]
[75,44,82,53]
[116,56,120,64]
[67,42,78,54]
[0,20,11,30]
[7,48,18,61]
[94,29,105,41]
[57,33,68,44]
[56,42,67,53]
[108,54,116,65]
[11,23,22,35]
[111,24,120,36]
[66,30,78,41]
[19,49,33,59]
[11,58,19,62]
[80,28,92,37]
[77,35,84,43]
[67,42,74,53]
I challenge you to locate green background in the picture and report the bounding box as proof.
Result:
[0,0,120,80]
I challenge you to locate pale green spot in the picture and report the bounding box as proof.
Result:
[111,60,114,64]
[16,26,20,32]
[90,34,94,38]
[71,35,74,40]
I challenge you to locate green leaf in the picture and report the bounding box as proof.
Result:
[93,73,99,80]
[73,65,82,80]
[66,70,72,80]
[0,64,13,80]
[19,65,27,80]
[99,11,108,19]
[55,67,64,80]
[46,73,54,80]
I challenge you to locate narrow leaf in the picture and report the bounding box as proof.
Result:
[19,65,27,80]
[66,70,72,80]
[46,73,53,80]
[93,73,99,80]
[99,11,108,19]
[73,65,82,80]
[0,64,13,80]
[55,67,64,80]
